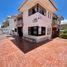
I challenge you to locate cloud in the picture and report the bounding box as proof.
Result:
[61,19,67,24]
[0,25,1,28]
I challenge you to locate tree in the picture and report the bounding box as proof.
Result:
[3,20,9,28]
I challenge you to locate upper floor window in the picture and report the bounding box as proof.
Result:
[28,4,46,16]
[47,28,51,35]
[48,12,51,19]
[48,12,50,18]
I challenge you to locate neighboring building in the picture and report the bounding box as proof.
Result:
[2,20,9,28]
[16,14,23,37]
[60,24,67,30]
[1,16,17,35]
[1,28,10,34]
[7,16,16,30]
[16,0,63,42]
[0,28,3,34]
[52,14,64,38]
[7,16,17,35]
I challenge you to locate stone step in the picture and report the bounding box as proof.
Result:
[23,37,36,43]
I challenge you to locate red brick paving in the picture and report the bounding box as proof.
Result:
[0,37,67,67]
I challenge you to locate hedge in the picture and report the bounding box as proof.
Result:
[60,33,67,39]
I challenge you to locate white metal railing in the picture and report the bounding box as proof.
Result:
[53,20,60,25]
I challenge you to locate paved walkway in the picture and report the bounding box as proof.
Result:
[0,34,11,40]
[0,37,67,67]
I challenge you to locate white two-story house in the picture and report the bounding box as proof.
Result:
[1,16,17,35]
[17,0,58,42]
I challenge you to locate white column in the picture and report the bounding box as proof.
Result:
[39,27,41,34]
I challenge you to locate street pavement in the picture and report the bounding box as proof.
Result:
[0,34,11,40]
[0,34,7,40]
[0,37,67,67]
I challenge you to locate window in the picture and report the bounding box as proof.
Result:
[38,5,46,16]
[47,28,51,35]
[28,5,37,16]
[41,27,46,35]
[28,27,31,35]
[28,26,38,36]
[33,27,38,35]
[48,12,50,18]
[28,26,46,36]
[28,4,46,16]
[50,13,51,19]
[48,12,51,19]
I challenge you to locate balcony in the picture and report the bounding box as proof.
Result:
[52,19,60,28]
[28,12,51,24]
[16,15,23,27]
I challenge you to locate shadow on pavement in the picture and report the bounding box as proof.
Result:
[11,36,52,53]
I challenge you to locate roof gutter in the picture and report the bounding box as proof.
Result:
[18,0,28,10]
[49,0,58,11]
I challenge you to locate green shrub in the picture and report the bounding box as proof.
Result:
[63,29,67,33]
[60,33,67,39]
[59,29,67,39]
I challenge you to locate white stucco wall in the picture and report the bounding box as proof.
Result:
[8,18,16,30]
[23,10,53,42]
[19,0,57,42]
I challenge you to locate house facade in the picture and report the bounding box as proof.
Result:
[52,14,64,38]
[0,28,3,34]
[16,0,62,42]
[1,16,17,35]
[7,16,16,31]
[7,16,18,35]
[16,14,23,37]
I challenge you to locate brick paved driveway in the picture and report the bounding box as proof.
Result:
[0,37,67,67]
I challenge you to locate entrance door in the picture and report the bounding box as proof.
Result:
[52,27,59,38]
[17,27,23,37]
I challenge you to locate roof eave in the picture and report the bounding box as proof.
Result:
[18,0,28,10]
[49,0,58,11]
[18,0,58,11]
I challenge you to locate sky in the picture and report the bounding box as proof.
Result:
[0,0,67,25]
[54,0,67,24]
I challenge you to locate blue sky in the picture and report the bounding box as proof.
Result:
[0,0,67,25]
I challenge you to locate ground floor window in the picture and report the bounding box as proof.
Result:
[28,26,38,36]
[47,28,51,35]
[41,27,46,35]
[28,26,46,36]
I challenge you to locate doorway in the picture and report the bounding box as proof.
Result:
[17,27,23,37]
[52,27,59,38]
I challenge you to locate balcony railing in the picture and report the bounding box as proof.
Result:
[52,20,60,27]
[29,12,51,23]
[16,20,23,27]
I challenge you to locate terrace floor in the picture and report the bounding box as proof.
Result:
[0,37,67,67]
